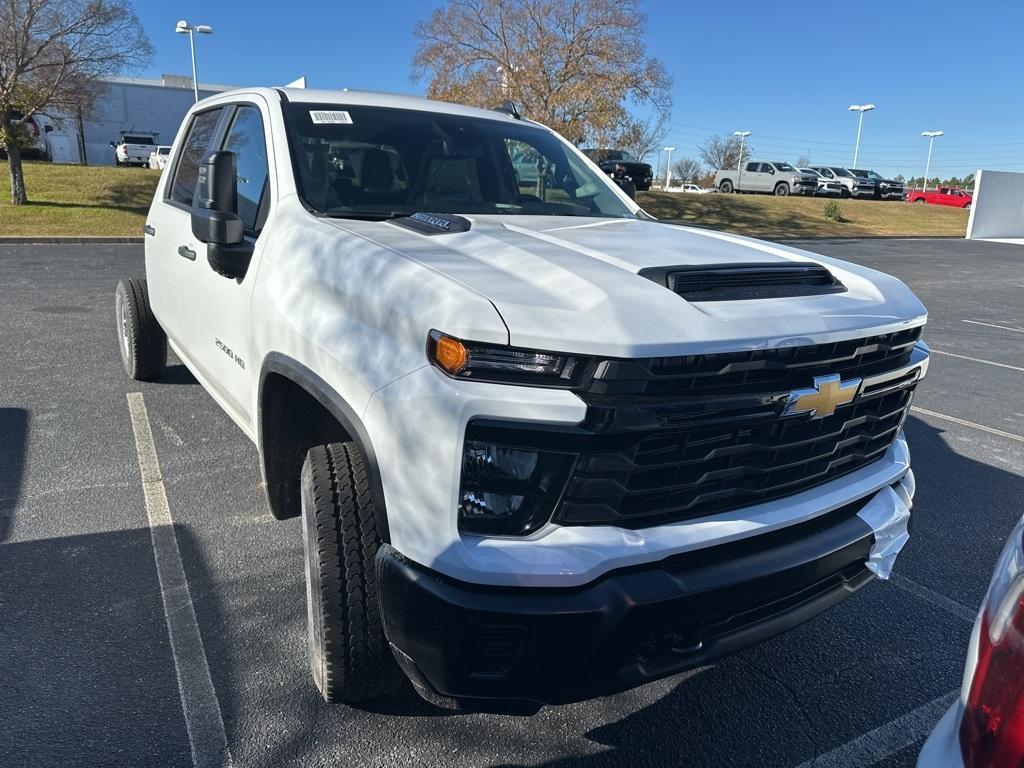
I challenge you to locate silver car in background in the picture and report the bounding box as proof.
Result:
[800,168,843,197]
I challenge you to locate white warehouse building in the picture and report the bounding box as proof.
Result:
[44,75,235,165]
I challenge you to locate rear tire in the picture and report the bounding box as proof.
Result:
[301,442,403,704]
[915,198,927,204]
[114,278,167,381]
[964,202,971,209]
[719,180,734,194]
[774,182,790,196]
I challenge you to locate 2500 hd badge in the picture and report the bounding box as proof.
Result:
[113,86,928,709]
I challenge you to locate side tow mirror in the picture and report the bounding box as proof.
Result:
[615,178,637,200]
[109,141,116,148]
[190,150,253,280]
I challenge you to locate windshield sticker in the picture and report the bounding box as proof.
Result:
[310,110,353,125]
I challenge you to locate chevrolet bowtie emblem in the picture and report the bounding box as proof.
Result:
[783,374,862,419]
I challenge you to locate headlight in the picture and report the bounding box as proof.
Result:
[427,331,588,387]
[458,434,576,535]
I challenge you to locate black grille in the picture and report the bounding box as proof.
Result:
[585,326,921,399]
[556,387,912,527]
[542,328,923,528]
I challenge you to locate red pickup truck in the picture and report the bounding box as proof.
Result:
[906,187,973,208]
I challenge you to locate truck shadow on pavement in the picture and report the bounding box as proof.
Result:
[0,407,28,542]
[0,524,210,768]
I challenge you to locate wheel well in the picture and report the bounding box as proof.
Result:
[260,372,354,521]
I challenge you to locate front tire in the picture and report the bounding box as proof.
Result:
[719,180,734,193]
[301,442,403,704]
[114,278,167,381]
[774,182,790,196]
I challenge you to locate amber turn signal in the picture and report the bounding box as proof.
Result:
[433,335,469,373]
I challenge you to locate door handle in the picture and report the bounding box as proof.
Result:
[143,224,156,236]
[177,245,197,261]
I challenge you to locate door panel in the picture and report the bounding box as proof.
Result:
[144,107,224,343]
[180,104,272,426]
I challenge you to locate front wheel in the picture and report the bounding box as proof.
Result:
[964,202,972,209]
[774,182,790,196]
[915,198,927,204]
[719,180,734,194]
[301,442,403,703]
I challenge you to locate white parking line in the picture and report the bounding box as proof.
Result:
[930,349,1024,372]
[793,691,957,768]
[963,319,1024,333]
[910,405,1024,443]
[127,393,233,768]
[890,573,977,624]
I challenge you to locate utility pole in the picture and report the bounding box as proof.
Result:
[921,131,944,191]
[848,104,875,166]
[734,131,751,189]
[663,146,675,188]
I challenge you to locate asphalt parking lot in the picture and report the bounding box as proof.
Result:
[2,237,1022,768]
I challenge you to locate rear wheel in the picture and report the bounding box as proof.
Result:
[964,202,972,209]
[915,198,927,204]
[114,278,167,381]
[719,180,734,194]
[301,442,403,703]
[774,182,790,196]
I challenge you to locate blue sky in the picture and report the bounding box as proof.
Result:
[134,0,1021,180]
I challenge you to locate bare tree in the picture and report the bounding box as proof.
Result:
[0,0,152,204]
[412,0,672,146]
[672,157,703,183]
[697,134,753,172]
[795,153,811,167]
[613,114,668,164]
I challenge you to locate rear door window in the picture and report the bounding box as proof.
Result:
[169,109,223,206]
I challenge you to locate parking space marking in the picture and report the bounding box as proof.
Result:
[792,691,956,768]
[127,393,233,768]
[963,319,1024,333]
[911,405,1024,443]
[890,573,977,624]
[930,349,1024,372]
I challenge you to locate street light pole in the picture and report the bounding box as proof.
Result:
[175,20,213,103]
[848,104,875,166]
[663,146,675,188]
[921,131,944,191]
[734,131,751,189]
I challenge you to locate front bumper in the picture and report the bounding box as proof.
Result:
[378,480,906,705]
[852,186,876,198]
[794,182,819,195]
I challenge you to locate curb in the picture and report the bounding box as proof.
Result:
[0,236,144,244]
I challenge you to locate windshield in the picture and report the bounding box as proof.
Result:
[800,168,821,177]
[283,103,634,220]
[773,162,795,171]
[830,167,854,177]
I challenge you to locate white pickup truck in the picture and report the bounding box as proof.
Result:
[111,132,159,167]
[715,160,820,196]
[115,87,929,710]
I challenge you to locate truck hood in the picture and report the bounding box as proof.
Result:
[324,215,926,357]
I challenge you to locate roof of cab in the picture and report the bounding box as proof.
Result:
[201,86,531,126]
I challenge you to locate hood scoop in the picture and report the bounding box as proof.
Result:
[638,262,846,302]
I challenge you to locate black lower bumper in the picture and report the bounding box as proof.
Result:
[377,497,877,705]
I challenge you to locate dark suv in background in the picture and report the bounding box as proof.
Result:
[582,148,654,191]
[849,169,906,201]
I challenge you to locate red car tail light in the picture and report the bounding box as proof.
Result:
[959,522,1024,768]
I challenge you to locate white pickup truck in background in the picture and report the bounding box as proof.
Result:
[715,160,819,196]
[111,132,159,167]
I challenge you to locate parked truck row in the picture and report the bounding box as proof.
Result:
[714,161,906,200]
